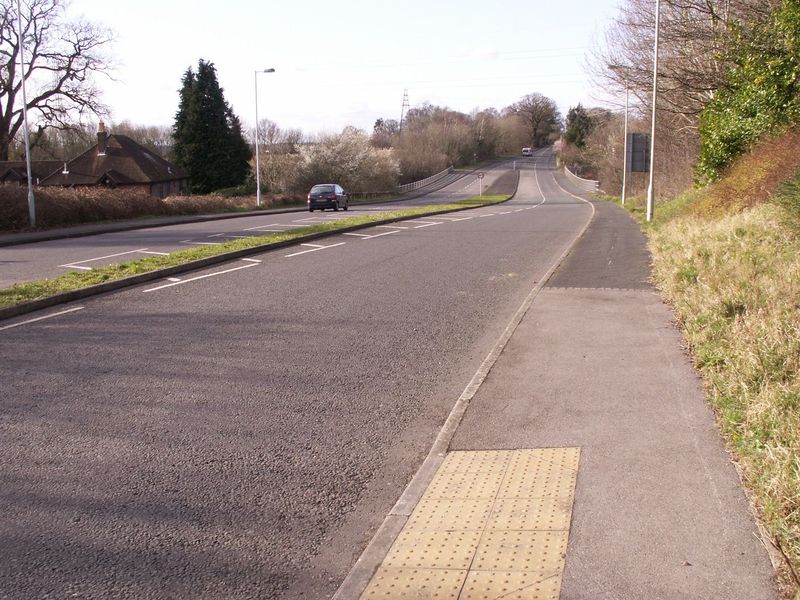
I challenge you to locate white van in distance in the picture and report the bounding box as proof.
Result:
[521,147,532,157]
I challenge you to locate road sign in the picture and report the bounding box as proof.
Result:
[478,173,484,179]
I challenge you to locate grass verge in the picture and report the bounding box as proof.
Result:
[0,195,510,310]
[615,182,800,595]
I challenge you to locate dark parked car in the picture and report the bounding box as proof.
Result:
[307,184,348,212]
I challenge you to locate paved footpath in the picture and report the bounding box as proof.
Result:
[349,198,779,599]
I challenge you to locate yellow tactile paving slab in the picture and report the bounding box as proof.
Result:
[361,448,580,600]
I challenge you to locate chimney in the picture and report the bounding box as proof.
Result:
[97,121,108,156]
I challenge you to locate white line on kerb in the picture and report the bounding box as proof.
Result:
[0,307,85,332]
[142,262,259,293]
[285,242,346,258]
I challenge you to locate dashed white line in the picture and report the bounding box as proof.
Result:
[241,258,262,263]
[285,242,346,257]
[143,261,259,293]
[477,213,495,218]
[0,307,85,332]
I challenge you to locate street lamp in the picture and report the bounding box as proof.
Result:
[646,0,661,222]
[609,64,630,206]
[16,0,35,227]
[254,68,276,208]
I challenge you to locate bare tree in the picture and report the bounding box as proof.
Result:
[0,0,114,160]
[505,93,561,148]
[591,0,778,127]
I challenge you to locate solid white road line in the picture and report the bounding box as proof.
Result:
[285,242,346,258]
[413,222,441,228]
[0,307,85,332]
[143,262,259,293]
[241,258,262,263]
[140,251,170,256]
[59,248,150,268]
[179,241,222,246]
[62,265,93,271]
[376,225,408,230]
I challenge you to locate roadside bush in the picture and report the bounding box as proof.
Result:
[291,128,400,193]
[697,1,800,182]
[0,185,303,232]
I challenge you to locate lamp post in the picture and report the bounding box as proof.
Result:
[16,0,35,227]
[609,64,630,206]
[254,68,276,208]
[646,0,661,222]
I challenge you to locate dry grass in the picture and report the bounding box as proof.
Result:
[649,200,800,595]
[0,186,303,232]
[690,129,800,218]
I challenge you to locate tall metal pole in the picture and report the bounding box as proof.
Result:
[254,70,262,208]
[253,68,275,208]
[16,0,35,228]
[646,0,661,222]
[621,79,629,206]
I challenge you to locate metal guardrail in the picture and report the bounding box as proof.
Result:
[563,165,599,193]
[397,166,454,193]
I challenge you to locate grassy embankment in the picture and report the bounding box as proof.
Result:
[0,195,511,310]
[619,131,800,596]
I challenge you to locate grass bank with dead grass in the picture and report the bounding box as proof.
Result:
[621,130,800,595]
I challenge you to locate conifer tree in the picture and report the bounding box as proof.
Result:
[172,60,252,193]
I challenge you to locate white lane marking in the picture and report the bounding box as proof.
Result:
[285,242,346,257]
[413,222,442,229]
[514,209,524,212]
[179,240,222,246]
[376,225,408,230]
[143,262,259,293]
[343,232,370,238]
[448,216,473,221]
[244,223,298,231]
[59,248,150,268]
[167,277,182,282]
[63,265,93,271]
[497,211,512,215]
[0,307,85,332]
[140,250,170,256]
[241,258,262,263]
[477,213,495,218]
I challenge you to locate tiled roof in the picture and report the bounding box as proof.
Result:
[40,135,187,187]
[0,161,63,182]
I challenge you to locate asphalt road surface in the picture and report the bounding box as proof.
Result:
[0,150,594,598]
[0,164,509,288]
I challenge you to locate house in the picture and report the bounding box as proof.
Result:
[39,123,189,198]
[0,160,62,185]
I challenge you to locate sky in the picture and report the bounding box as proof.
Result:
[66,0,622,135]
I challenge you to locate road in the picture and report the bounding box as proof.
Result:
[0,150,596,598]
[0,164,509,288]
